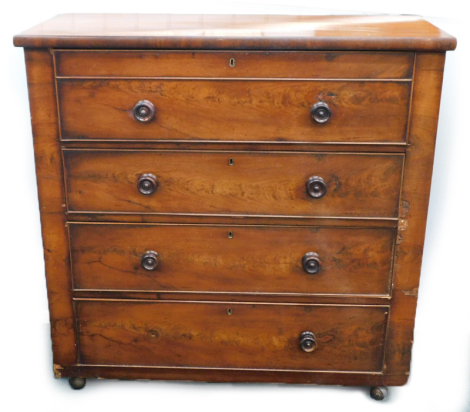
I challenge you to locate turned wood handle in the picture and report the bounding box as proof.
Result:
[299,331,317,353]
[133,100,156,122]
[306,176,327,199]
[310,102,331,123]
[138,173,157,195]
[141,251,159,271]
[302,252,322,274]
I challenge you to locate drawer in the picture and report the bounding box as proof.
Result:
[63,150,403,218]
[69,223,395,295]
[55,50,414,79]
[57,79,411,143]
[77,301,388,372]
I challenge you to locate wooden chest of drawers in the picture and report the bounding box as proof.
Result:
[14,14,456,399]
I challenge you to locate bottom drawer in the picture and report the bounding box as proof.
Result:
[77,301,388,372]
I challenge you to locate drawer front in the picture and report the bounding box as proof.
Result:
[69,224,395,295]
[55,50,414,79]
[58,79,410,143]
[64,150,403,218]
[77,301,388,372]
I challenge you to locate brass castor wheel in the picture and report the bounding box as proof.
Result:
[370,386,388,401]
[68,377,86,390]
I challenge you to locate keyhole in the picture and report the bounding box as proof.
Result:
[228,231,233,239]
[229,58,236,67]
[228,158,234,166]
[227,308,233,315]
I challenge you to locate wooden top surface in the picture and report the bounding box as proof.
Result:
[13,14,456,51]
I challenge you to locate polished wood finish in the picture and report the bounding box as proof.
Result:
[77,300,388,372]
[24,49,77,367]
[383,53,446,379]
[55,50,414,79]
[58,79,411,143]
[69,223,395,295]
[55,363,406,385]
[15,15,455,390]
[13,14,456,51]
[63,150,404,217]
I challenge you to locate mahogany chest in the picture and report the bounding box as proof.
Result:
[14,14,456,399]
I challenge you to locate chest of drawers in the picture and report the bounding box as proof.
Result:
[14,14,456,399]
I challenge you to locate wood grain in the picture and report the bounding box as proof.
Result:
[63,150,404,218]
[54,363,409,385]
[383,53,446,378]
[69,223,395,295]
[15,14,456,388]
[58,79,411,143]
[54,50,414,79]
[13,14,457,51]
[24,49,77,366]
[77,300,388,372]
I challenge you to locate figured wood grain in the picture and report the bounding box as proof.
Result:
[63,150,404,218]
[58,79,411,143]
[69,223,395,295]
[55,50,414,79]
[383,53,446,379]
[77,300,388,372]
[13,14,457,51]
[24,49,77,365]
[14,14,456,388]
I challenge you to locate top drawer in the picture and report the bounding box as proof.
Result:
[54,50,414,79]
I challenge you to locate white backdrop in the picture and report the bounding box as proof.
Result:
[1,2,469,411]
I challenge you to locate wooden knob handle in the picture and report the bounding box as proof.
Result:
[302,252,322,274]
[310,102,331,123]
[299,331,317,353]
[133,100,155,122]
[138,173,157,195]
[141,251,158,271]
[306,176,327,199]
